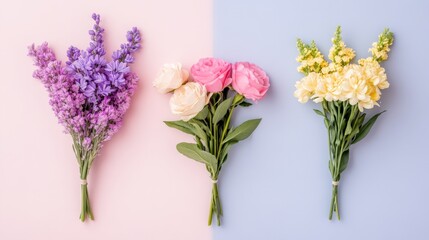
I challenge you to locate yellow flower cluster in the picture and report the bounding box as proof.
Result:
[369,29,394,62]
[296,40,328,74]
[294,28,393,112]
[325,27,355,73]
[294,60,388,111]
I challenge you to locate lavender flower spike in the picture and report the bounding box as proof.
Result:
[28,13,142,222]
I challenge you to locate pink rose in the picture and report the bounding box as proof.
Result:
[232,62,270,101]
[190,58,232,92]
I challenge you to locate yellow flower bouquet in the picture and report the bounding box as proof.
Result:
[294,27,394,220]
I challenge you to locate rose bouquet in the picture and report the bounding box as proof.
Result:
[153,58,270,225]
[28,13,141,221]
[294,27,393,220]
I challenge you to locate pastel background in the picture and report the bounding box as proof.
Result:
[0,0,428,240]
[213,0,429,239]
[0,0,212,239]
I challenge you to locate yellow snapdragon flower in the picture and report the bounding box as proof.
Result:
[369,28,394,62]
[295,27,393,112]
[328,26,355,69]
[296,39,328,75]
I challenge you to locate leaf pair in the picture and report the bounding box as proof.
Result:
[314,106,386,145]
[172,118,261,164]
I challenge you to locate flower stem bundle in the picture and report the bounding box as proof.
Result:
[28,13,141,221]
[294,27,393,220]
[154,59,270,225]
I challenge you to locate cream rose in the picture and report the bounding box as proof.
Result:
[169,82,208,121]
[153,63,189,93]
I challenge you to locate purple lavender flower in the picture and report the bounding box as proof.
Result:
[28,14,141,221]
[106,60,130,74]
[112,27,141,63]
[98,82,114,96]
[66,46,81,65]
[29,13,141,146]
[94,73,107,84]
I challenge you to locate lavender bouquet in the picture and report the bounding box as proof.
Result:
[28,13,141,221]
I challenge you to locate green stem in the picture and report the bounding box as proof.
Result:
[214,124,218,156]
[221,107,234,142]
[208,182,222,226]
[335,189,340,220]
[326,101,350,220]
[79,158,94,222]
[329,185,340,220]
[323,101,334,171]
[208,189,214,225]
[216,106,236,160]
[80,184,86,221]
[208,94,242,226]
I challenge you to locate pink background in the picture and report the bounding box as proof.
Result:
[0,0,213,239]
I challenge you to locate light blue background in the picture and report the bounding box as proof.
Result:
[213,0,429,239]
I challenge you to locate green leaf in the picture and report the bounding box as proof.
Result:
[349,113,365,137]
[324,118,329,129]
[239,101,253,107]
[219,140,238,164]
[340,119,347,132]
[210,104,216,115]
[329,160,334,174]
[223,119,261,143]
[344,121,352,136]
[322,101,329,113]
[190,123,208,148]
[329,126,337,145]
[339,150,350,173]
[313,109,324,117]
[195,136,204,149]
[189,119,211,136]
[194,106,208,120]
[164,120,194,135]
[213,97,233,124]
[352,111,385,144]
[176,143,217,167]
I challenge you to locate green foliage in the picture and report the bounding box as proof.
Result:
[339,150,349,173]
[239,101,253,107]
[164,120,194,135]
[194,106,209,120]
[319,100,386,180]
[352,111,385,144]
[213,97,233,124]
[176,142,217,169]
[222,119,261,143]
[313,109,324,117]
[166,92,263,225]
